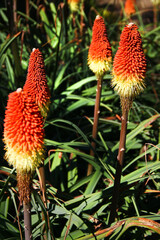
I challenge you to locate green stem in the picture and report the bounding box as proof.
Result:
[87,76,102,176]
[157,127,160,161]
[38,165,47,205]
[6,0,23,87]
[153,4,157,29]
[109,104,129,224]
[23,201,32,240]
[38,165,47,239]
[26,0,29,22]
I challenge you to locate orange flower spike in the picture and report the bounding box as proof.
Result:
[124,0,136,17]
[68,0,80,12]
[23,48,50,118]
[88,15,112,78]
[3,88,45,173]
[111,23,147,99]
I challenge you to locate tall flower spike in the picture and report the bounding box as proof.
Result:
[23,48,50,118]
[124,0,136,17]
[88,15,112,78]
[3,88,45,173]
[68,0,80,12]
[111,23,146,101]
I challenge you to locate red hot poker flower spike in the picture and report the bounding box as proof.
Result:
[111,23,146,99]
[23,48,50,118]
[124,0,136,17]
[3,88,45,173]
[88,15,112,78]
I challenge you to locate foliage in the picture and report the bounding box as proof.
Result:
[0,0,160,239]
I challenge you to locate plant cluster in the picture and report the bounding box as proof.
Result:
[0,0,160,239]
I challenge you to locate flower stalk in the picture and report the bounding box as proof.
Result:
[87,76,102,175]
[23,201,32,240]
[109,103,128,223]
[17,170,32,239]
[87,15,112,175]
[38,165,48,238]
[109,23,146,223]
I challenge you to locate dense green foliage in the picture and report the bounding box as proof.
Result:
[0,0,160,239]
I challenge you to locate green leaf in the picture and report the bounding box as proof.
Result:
[0,32,21,63]
[84,169,101,195]
[67,153,78,188]
[39,7,59,48]
[116,217,160,239]
[122,161,160,183]
[112,114,160,152]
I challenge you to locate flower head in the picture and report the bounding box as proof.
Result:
[23,48,50,118]
[3,88,45,173]
[124,0,136,17]
[88,15,112,78]
[111,23,146,99]
[68,0,80,12]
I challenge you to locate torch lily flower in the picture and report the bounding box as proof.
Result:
[87,15,112,176]
[109,23,146,223]
[3,88,45,173]
[88,15,112,78]
[111,23,146,100]
[124,0,136,17]
[23,48,50,118]
[68,0,80,12]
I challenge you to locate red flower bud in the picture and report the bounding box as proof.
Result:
[124,0,136,17]
[23,48,50,118]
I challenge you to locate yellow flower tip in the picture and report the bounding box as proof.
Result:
[88,57,112,78]
[111,73,146,99]
[151,0,160,5]
[4,146,44,173]
[68,0,80,12]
